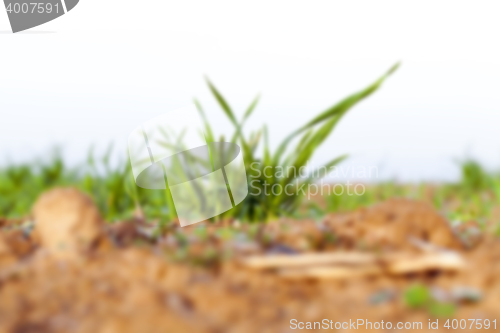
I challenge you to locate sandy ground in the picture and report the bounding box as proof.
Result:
[0,189,499,333]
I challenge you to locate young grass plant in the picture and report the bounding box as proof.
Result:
[196,63,399,222]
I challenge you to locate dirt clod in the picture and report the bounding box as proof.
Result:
[324,199,464,251]
[32,188,104,259]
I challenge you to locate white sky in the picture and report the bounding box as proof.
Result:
[1,0,500,181]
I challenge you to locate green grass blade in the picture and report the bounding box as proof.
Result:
[194,98,215,143]
[205,77,238,125]
[273,62,399,164]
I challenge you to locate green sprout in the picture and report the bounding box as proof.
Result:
[196,63,399,222]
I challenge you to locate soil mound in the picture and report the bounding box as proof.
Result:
[324,199,464,251]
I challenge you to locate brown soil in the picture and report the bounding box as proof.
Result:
[0,192,498,333]
[323,199,465,251]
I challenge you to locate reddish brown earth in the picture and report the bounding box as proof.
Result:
[0,190,498,333]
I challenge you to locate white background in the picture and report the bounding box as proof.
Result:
[1,0,500,181]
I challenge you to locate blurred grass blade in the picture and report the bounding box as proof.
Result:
[242,94,260,123]
[205,78,253,160]
[205,77,238,125]
[230,94,260,143]
[273,62,399,164]
[194,98,216,143]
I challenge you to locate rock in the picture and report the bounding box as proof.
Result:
[451,286,482,303]
[32,188,104,259]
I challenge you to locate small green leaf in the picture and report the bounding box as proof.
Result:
[404,284,431,309]
[428,302,456,318]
